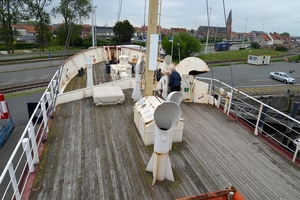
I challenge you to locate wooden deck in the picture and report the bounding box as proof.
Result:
[29,62,300,199]
[29,89,300,199]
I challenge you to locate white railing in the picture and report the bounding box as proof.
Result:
[0,69,60,200]
[197,77,300,164]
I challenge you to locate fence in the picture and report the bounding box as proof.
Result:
[197,77,300,163]
[0,69,60,200]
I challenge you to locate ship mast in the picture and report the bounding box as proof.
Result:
[144,0,159,96]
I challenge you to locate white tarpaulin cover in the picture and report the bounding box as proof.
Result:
[93,86,125,106]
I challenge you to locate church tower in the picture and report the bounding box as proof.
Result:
[226,10,232,40]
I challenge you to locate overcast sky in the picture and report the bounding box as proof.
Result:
[50,0,300,36]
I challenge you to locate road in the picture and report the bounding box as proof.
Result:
[0,60,61,87]
[198,61,300,88]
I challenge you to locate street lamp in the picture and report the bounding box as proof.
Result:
[205,6,212,54]
[94,6,98,46]
[194,20,198,37]
[241,18,248,48]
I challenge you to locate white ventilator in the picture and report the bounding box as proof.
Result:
[166,91,183,150]
[146,101,181,186]
[132,60,145,102]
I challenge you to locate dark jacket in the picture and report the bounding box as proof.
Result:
[168,71,181,87]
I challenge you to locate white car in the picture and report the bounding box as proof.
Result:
[269,72,295,84]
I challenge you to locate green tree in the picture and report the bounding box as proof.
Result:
[250,41,260,49]
[161,32,202,60]
[55,23,83,47]
[0,0,29,53]
[52,0,92,50]
[281,32,290,37]
[27,0,52,51]
[113,20,135,43]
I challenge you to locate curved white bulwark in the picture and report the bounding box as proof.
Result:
[55,46,212,106]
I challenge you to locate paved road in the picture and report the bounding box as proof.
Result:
[0,50,79,60]
[0,60,61,87]
[0,59,62,72]
[198,61,300,88]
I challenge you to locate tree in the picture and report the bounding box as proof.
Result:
[26,0,52,51]
[161,32,202,60]
[52,0,92,50]
[113,20,135,43]
[250,41,260,49]
[55,23,83,47]
[0,0,29,53]
[281,32,290,37]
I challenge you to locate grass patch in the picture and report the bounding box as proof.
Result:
[4,87,47,99]
[199,49,288,62]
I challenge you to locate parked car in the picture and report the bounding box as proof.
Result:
[269,72,295,84]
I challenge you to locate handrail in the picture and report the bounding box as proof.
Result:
[197,76,300,163]
[0,69,60,200]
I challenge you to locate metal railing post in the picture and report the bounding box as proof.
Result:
[22,138,34,173]
[8,163,21,200]
[254,104,263,136]
[28,121,39,164]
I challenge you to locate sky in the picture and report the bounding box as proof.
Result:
[50,0,300,36]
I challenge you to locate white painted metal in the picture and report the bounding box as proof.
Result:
[166,91,183,105]
[133,96,184,146]
[166,92,183,150]
[22,138,34,173]
[176,57,209,76]
[8,163,21,200]
[110,55,132,81]
[226,92,233,116]
[292,142,300,163]
[131,60,144,102]
[181,75,194,101]
[217,88,224,108]
[85,58,94,87]
[157,75,169,100]
[254,104,264,136]
[148,34,159,71]
[41,97,48,134]
[146,102,181,185]
[224,92,232,115]
[28,122,39,164]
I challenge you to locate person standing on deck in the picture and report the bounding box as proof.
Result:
[168,67,181,92]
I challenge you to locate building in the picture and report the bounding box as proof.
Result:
[196,10,232,40]
[95,26,115,40]
[12,24,36,36]
[254,33,272,47]
[253,32,293,49]
[82,24,92,38]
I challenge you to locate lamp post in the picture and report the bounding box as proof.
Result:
[94,6,98,46]
[194,20,198,37]
[241,18,248,48]
[92,8,95,47]
[205,6,212,54]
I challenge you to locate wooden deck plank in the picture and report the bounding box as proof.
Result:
[30,89,300,200]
